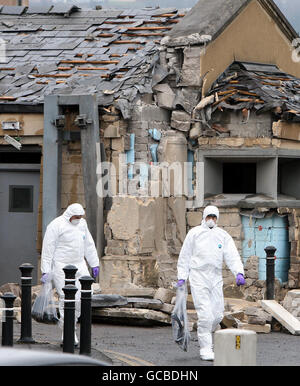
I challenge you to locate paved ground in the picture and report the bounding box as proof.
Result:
[2,319,300,366]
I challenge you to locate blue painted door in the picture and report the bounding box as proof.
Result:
[242,215,290,283]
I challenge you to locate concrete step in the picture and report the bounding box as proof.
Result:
[261,300,300,335]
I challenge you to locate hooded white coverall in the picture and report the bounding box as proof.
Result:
[41,203,99,328]
[177,206,244,355]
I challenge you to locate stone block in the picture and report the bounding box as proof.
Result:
[92,307,171,325]
[153,288,175,304]
[154,84,176,110]
[187,211,202,227]
[100,287,155,298]
[101,113,120,122]
[180,47,202,87]
[131,104,170,122]
[105,239,126,255]
[111,137,125,152]
[103,122,121,138]
[171,110,191,132]
[100,256,159,290]
[218,212,241,227]
[237,322,271,333]
[160,303,174,314]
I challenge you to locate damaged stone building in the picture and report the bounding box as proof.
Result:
[0,0,300,302]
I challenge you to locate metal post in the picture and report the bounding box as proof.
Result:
[79,276,94,356]
[63,265,78,286]
[1,293,16,347]
[62,284,77,354]
[18,263,35,343]
[265,246,277,300]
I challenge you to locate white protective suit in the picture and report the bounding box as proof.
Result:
[41,203,99,328]
[177,205,244,355]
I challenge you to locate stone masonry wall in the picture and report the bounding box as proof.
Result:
[61,142,85,211]
[100,196,186,291]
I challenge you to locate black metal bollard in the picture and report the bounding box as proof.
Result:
[18,263,35,343]
[265,246,277,300]
[63,265,78,286]
[62,284,77,354]
[79,276,94,356]
[1,293,16,347]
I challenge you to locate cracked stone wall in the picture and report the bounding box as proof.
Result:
[100,196,186,290]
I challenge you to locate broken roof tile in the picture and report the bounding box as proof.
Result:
[26,4,53,14]
[0,5,26,15]
[49,4,80,16]
[0,6,186,107]
[205,61,300,122]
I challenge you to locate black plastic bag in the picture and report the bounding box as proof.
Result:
[32,273,59,324]
[171,284,190,352]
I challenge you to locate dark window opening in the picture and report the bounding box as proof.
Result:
[9,185,33,213]
[0,152,41,163]
[223,163,256,194]
[177,48,184,69]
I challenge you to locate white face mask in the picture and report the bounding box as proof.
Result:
[71,219,80,226]
[206,219,216,229]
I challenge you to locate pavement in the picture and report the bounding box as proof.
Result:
[2,318,300,366]
[7,320,116,366]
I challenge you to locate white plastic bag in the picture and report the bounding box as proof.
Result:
[171,284,190,352]
[32,273,59,324]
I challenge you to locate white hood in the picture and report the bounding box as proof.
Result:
[62,203,85,221]
[202,205,219,220]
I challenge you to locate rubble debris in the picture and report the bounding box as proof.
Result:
[200,62,300,126]
[91,294,128,308]
[92,307,171,326]
[236,322,271,333]
[100,287,155,298]
[261,299,300,335]
[153,287,175,303]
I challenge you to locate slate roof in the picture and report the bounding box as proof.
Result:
[202,62,300,122]
[0,5,186,110]
[167,0,298,44]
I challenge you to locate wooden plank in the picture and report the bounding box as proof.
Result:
[76,67,109,70]
[212,91,237,106]
[261,300,300,335]
[113,40,143,44]
[0,96,17,100]
[127,26,172,31]
[123,33,165,37]
[60,60,119,64]
[34,74,72,78]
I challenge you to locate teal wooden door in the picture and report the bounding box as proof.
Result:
[242,215,290,283]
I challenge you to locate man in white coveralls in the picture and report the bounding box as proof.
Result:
[177,205,245,361]
[41,203,100,345]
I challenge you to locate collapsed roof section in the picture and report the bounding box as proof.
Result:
[198,61,300,123]
[0,6,187,113]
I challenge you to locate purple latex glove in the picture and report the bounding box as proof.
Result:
[41,273,49,284]
[92,266,99,278]
[236,273,245,286]
[176,279,185,287]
